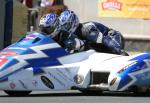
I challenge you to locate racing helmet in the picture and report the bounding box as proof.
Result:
[56,10,79,34]
[39,13,58,35]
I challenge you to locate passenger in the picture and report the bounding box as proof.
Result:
[52,10,128,55]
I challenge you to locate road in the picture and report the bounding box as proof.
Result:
[0,90,150,103]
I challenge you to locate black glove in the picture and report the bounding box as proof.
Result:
[63,38,76,52]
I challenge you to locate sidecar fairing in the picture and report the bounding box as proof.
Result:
[0,32,150,96]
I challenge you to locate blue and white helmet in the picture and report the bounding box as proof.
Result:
[57,10,79,34]
[39,13,58,35]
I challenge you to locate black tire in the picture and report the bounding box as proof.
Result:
[4,90,32,96]
[79,89,102,95]
[129,86,149,96]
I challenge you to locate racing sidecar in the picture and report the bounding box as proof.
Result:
[0,32,150,96]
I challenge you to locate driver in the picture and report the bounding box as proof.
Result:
[52,10,128,55]
[39,13,58,36]
[39,12,84,53]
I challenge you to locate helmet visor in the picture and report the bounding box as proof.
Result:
[57,21,72,32]
[40,26,55,35]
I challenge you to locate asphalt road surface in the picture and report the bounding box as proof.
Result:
[0,90,150,103]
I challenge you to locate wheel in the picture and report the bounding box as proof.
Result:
[4,90,32,96]
[79,89,102,95]
[129,86,149,96]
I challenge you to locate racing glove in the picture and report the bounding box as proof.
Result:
[63,37,85,53]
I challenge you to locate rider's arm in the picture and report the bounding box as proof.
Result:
[60,32,85,53]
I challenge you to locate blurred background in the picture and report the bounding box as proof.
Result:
[0,0,150,54]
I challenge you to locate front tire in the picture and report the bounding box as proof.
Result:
[4,90,32,96]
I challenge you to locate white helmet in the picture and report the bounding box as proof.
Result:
[56,10,79,34]
[39,13,58,35]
